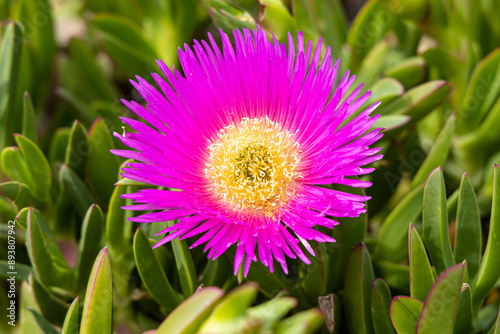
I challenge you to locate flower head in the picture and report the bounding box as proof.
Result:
[111,26,383,276]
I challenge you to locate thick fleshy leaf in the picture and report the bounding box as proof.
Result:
[13,135,51,200]
[156,287,225,334]
[80,247,112,334]
[329,184,367,291]
[87,118,122,208]
[20,280,43,334]
[65,120,89,180]
[458,48,500,134]
[346,0,391,69]
[76,204,104,296]
[106,183,133,252]
[61,297,79,334]
[59,163,96,218]
[48,127,70,164]
[488,304,500,334]
[133,227,183,309]
[275,308,324,334]
[390,296,423,334]
[374,261,410,293]
[375,184,424,262]
[170,229,198,299]
[416,263,465,333]
[472,165,500,312]
[454,174,481,279]
[0,181,34,212]
[69,38,118,101]
[198,282,259,332]
[246,296,298,331]
[422,167,454,273]
[384,57,427,89]
[453,283,472,334]
[22,92,37,144]
[371,278,396,334]
[410,113,455,189]
[91,14,158,77]
[344,243,375,334]
[0,22,22,149]
[28,309,59,334]
[366,78,405,107]
[26,207,74,290]
[259,0,298,41]
[31,274,69,326]
[409,223,434,302]
[377,81,451,126]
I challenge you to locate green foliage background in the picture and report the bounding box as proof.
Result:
[0,0,500,333]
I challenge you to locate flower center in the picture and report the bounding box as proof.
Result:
[205,117,301,217]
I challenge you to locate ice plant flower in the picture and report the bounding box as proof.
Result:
[111,26,383,276]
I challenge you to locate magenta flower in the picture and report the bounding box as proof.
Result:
[111,26,383,276]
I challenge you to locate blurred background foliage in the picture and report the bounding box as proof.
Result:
[0,0,500,333]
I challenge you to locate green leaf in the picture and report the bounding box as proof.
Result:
[86,117,121,208]
[31,275,69,326]
[329,184,367,291]
[374,260,410,293]
[170,230,198,299]
[472,165,500,312]
[0,22,22,149]
[354,40,390,90]
[259,0,298,41]
[61,297,79,334]
[65,120,89,180]
[422,167,454,273]
[344,243,375,334]
[106,184,133,252]
[379,0,427,20]
[416,263,465,333]
[198,282,258,333]
[488,302,500,334]
[275,308,324,334]
[20,280,44,334]
[377,81,451,126]
[48,127,70,164]
[246,296,298,331]
[26,207,74,290]
[374,184,424,262]
[409,223,434,302]
[28,309,59,334]
[0,260,32,281]
[346,0,391,70]
[410,113,455,189]
[0,181,34,211]
[366,77,405,107]
[69,38,117,101]
[59,163,96,218]
[133,228,183,309]
[374,114,411,133]
[80,247,113,334]
[156,286,225,334]
[1,147,33,192]
[384,57,427,89]
[454,174,481,279]
[13,135,51,200]
[114,177,149,186]
[390,296,423,334]
[22,92,37,144]
[453,284,472,334]
[371,278,397,334]
[76,204,104,296]
[91,13,158,77]
[458,48,500,134]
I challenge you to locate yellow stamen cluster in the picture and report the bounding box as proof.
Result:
[205,117,301,217]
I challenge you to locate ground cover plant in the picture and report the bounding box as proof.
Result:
[0,0,500,333]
